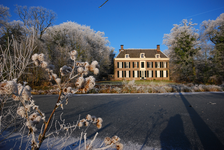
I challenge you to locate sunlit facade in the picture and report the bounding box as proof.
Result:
[114,45,169,80]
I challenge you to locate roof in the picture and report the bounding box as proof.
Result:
[116,49,168,58]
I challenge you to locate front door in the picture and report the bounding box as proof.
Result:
[141,71,145,79]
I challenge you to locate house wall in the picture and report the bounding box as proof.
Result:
[114,58,170,80]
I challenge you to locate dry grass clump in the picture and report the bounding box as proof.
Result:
[98,85,111,93]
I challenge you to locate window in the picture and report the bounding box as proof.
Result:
[157,70,160,78]
[118,71,122,78]
[132,62,135,68]
[141,62,145,68]
[164,62,166,68]
[163,70,166,77]
[148,70,152,77]
[125,62,130,68]
[140,53,145,58]
[134,71,137,78]
[118,62,122,68]
[160,70,163,77]
[160,62,163,68]
[125,54,129,58]
[147,62,153,68]
[137,62,139,68]
[155,54,160,58]
[120,71,122,78]
[126,71,129,78]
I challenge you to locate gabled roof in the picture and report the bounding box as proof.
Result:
[116,49,168,58]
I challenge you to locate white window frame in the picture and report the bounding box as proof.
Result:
[140,61,145,69]
[119,62,122,68]
[125,54,129,58]
[126,62,129,68]
[157,62,160,68]
[155,54,160,58]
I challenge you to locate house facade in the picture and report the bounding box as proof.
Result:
[114,45,169,80]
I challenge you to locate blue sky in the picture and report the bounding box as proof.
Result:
[1,0,224,55]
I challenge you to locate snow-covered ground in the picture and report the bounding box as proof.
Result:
[0,131,158,150]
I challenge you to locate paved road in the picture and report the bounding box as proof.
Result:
[33,92,224,150]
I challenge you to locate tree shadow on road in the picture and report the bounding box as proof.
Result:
[179,92,224,150]
[160,114,191,150]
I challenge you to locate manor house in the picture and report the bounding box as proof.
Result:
[114,45,169,80]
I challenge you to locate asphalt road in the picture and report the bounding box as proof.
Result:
[33,92,224,150]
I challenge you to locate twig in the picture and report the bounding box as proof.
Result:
[99,0,109,8]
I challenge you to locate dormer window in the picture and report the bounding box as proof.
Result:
[125,54,129,58]
[140,53,145,58]
[155,54,160,58]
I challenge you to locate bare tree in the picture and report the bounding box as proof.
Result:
[0,34,36,81]
[15,5,56,40]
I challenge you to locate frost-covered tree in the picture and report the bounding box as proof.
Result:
[15,5,56,40]
[200,13,224,83]
[43,21,114,79]
[0,5,10,27]
[163,19,200,82]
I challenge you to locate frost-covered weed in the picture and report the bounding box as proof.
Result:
[163,85,173,92]
[0,50,122,150]
[113,87,121,93]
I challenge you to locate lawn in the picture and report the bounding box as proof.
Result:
[96,80,174,86]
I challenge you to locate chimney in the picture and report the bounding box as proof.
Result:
[119,45,124,52]
[157,45,160,52]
